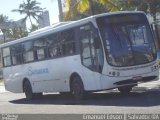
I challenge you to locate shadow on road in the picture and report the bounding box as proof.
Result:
[9,89,160,107]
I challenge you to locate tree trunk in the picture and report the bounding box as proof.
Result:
[88,0,94,15]
[29,16,33,27]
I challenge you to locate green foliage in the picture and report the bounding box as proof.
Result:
[64,0,160,22]
[7,26,28,40]
[116,0,160,21]
[98,0,120,12]
[77,0,90,13]
[64,0,120,21]
[29,24,39,32]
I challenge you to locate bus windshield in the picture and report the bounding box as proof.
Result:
[97,13,157,67]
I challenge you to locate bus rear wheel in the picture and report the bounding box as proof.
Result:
[71,76,85,100]
[118,86,133,94]
[23,80,42,100]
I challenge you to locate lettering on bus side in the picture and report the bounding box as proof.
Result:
[27,67,49,76]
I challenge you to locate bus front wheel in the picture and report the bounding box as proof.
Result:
[118,86,133,94]
[71,76,85,100]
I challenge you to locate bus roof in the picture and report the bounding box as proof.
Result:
[0,11,145,48]
[28,22,73,36]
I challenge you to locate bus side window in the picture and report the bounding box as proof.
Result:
[61,29,75,55]
[48,33,62,58]
[34,38,47,60]
[2,47,12,67]
[49,43,62,57]
[23,41,34,62]
[11,44,23,65]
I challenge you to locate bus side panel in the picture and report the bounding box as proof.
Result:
[4,65,24,93]
[80,66,102,91]
[26,55,84,93]
[4,55,85,93]
[25,59,67,93]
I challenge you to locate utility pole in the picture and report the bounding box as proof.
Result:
[58,0,64,22]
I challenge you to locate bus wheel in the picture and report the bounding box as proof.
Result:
[23,80,35,100]
[118,86,132,94]
[71,76,85,100]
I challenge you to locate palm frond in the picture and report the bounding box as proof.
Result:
[98,0,120,11]
[77,0,90,13]
[65,0,71,9]
[32,15,39,23]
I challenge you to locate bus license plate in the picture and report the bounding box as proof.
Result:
[133,76,142,81]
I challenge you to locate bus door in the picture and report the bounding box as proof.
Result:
[79,23,104,90]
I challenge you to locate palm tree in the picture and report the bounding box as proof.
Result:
[12,0,45,27]
[64,0,120,20]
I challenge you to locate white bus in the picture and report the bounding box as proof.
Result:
[0,11,159,100]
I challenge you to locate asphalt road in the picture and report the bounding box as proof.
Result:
[0,82,160,114]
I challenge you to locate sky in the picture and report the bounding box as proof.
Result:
[0,0,60,25]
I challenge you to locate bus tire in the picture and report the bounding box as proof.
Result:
[71,76,85,100]
[118,86,133,94]
[23,80,42,100]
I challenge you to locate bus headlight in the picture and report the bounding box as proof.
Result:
[109,71,120,76]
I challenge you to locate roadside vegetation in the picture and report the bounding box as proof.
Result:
[0,0,44,43]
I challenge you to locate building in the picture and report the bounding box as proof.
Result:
[38,11,50,28]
